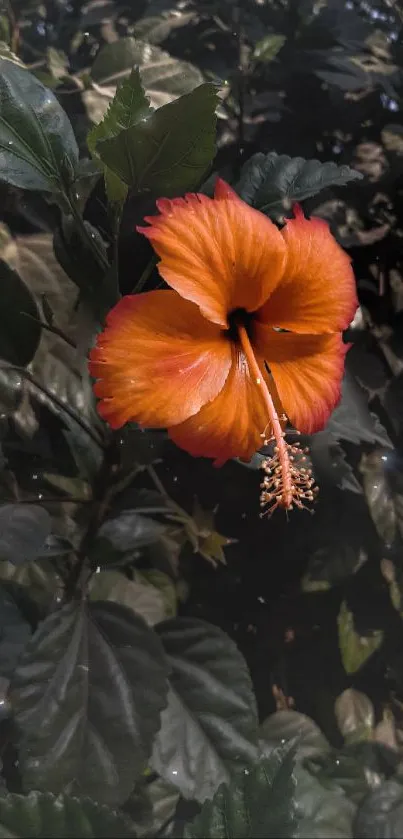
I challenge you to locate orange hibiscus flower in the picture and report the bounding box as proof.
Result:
[89,179,357,513]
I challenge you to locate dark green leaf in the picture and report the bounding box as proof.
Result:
[326,373,393,448]
[125,776,178,838]
[305,751,370,806]
[0,585,31,679]
[89,570,167,626]
[89,37,204,110]
[152,618,259,802]
[359,451,397,547]
[355,781,403,838]
[10,601,168,805]
[0,559,63,611]
[0,791,135,837]
[0,59,78,194]
[131,11,196,45]
[301,544,367,592]
[0,504,51,564]
[87,68,151,205]
[236,152,362,217]
[259,710,330,760]
[253,34,286,62]
[0,260,41,366]
[96,83,218,196]
[259,711,356,836]
[53,216,112,311]
[90,510,166,568]
[338,601,383,675]
[184,748,297,838]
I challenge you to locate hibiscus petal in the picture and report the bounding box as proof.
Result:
[253,323,347,434]
[137,179,286,328]
[89,291,231,430]
[169,345,275,466]
[257,207,358,333]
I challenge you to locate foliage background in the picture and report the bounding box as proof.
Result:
[0,0,402,836]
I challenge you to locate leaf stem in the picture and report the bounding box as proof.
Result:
[147,465,188,521]
[66,193,110,275]
[1,363,104,450]
[132,255,157,294]
[22,313,77,349]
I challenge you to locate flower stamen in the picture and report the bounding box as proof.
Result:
[237,324,318,515]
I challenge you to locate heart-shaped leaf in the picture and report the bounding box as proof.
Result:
[236,152,362,217]
[87,68,151,204]
[10,601,168,805]
[0,58,78,194]
[96,83,218,196]
[338,601,383,675]
[152,618,258,802]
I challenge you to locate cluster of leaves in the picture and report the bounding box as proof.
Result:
[0,0,402,836]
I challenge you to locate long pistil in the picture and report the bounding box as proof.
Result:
[237,324,317,514]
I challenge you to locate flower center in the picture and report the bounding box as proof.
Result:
[236,323,317,515]
[227,308,253,343]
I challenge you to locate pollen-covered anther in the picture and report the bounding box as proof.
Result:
[259,437,318,517]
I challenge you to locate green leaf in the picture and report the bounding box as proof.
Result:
[337,601,383,675]
[10,601,168,805]
[335,689,375,744]
[96,83,218,196]
[0,42,24,68]
[88,68,151,205]
[259,710,330,760]
[131,11,196,45]
[53,216,113,316]
[152,618,259,802]
[89,37,204,110]
[0,59,78,194]
[137,569,177,619]
[185,748,297,838]
[89,510,166,568]
[0,504,51,564]
[359,451,397,547]
[89,570,167,626]
[125,776,178,838]
[259,711,357,836]
[253,34,286,62]
[0,559,63,611]
[301,545,367,593]
[0,260,41,366]
[0,791,135,837]
[305,751,370,806]
[354,781,403,838]
[0,585,31,679]
[327,373,393,449]
[236,152,362,217]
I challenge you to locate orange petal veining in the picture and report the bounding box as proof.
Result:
[169,344,274,465]
[253,323,347,434]
[257,206,357,333]
[137,179,287,328]
[89,291,231,430]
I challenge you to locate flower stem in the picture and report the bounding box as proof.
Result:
[66,194,110,276]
